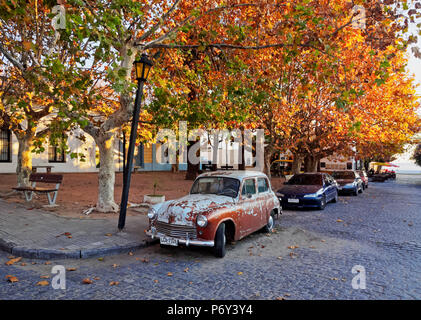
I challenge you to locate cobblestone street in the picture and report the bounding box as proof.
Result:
[1,175,420,300]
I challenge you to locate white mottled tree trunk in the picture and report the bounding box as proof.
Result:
[16,134,34,187]
[292,154,303,174]
[95,134,119,213]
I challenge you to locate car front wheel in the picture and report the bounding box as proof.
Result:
[214,223,226,258]
[331,190,338,203]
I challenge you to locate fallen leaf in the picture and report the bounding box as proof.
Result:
[336,219,343,222]
[167,272,173,276]
[188,281,193,285]
[105,233,112,237]
[66,267,77,271]
[5,257,22,265]
[7,276,19,283]
[153,280,158,283]
[109,281,120,286]
[237,272,243,276]
[64,232,71,236]
[44,261,52,265]
[36,280,49,286]
[82,278,93,284]
[287,245,299,249]
[40,275,50,279]
[276,297,285,300]
[98,257,104,261]
[277,256,283,260]
[284,293,291,297]
[20,263,26,266]
[184,267,189,273]
[93,277,100,280]
[112,264,119,268]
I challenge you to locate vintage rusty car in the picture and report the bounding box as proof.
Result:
[146,171,281,257]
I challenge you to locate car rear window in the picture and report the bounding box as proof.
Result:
[257,178,269,193]
[332,171,355,179]
[287,174,322,185]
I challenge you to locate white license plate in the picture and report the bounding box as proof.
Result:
[160,236,178,246]
[288,198,300,203]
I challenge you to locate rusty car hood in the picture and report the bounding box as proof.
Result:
[155,194,235,226]
[278,184,322,196]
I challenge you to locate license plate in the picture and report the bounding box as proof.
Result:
[288,198,299,203]
[160,236,178,246]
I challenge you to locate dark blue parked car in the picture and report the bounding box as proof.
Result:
[276,173,339,210]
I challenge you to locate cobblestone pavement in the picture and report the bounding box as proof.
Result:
[1,175,420,299]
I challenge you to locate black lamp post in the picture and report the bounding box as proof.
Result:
[118,53,153,231]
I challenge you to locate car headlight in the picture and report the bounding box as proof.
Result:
[196,215,208,228]
[275,192,285,198]
[303,189,323,198]
[147,207,157,220]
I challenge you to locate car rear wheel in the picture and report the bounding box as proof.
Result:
[263,210,275,233]
[213,223,226,258]
[318,195,326,210]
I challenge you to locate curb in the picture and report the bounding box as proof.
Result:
[0,238,159,260]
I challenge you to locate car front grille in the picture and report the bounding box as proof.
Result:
[156,221,197,239]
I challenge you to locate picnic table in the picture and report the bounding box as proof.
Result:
[32,165,54,173]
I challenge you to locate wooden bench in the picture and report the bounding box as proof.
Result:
[13,173,63,206]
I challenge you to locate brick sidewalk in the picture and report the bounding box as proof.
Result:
[0,200,154,259]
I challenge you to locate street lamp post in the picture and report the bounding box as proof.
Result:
[118,53,153,231]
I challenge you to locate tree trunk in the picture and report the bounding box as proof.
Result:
[185,140,200,180]
[238,127,246,170]
[264,149,273,179]
[95,134,119,213]
[291,154,303,174]
[16,134,34,187]
[304,155,319,173]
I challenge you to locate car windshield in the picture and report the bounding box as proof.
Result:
[332,171,355,179]
[190,177,240,198]
[287,174,322,185]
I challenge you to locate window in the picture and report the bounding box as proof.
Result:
[320,162,326,168]
[48,136,66,163]
[242,179,256,195]
[346,162,353,170]
[0,128,12,162]
[257,178,269,193]
[190,177,240,197]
